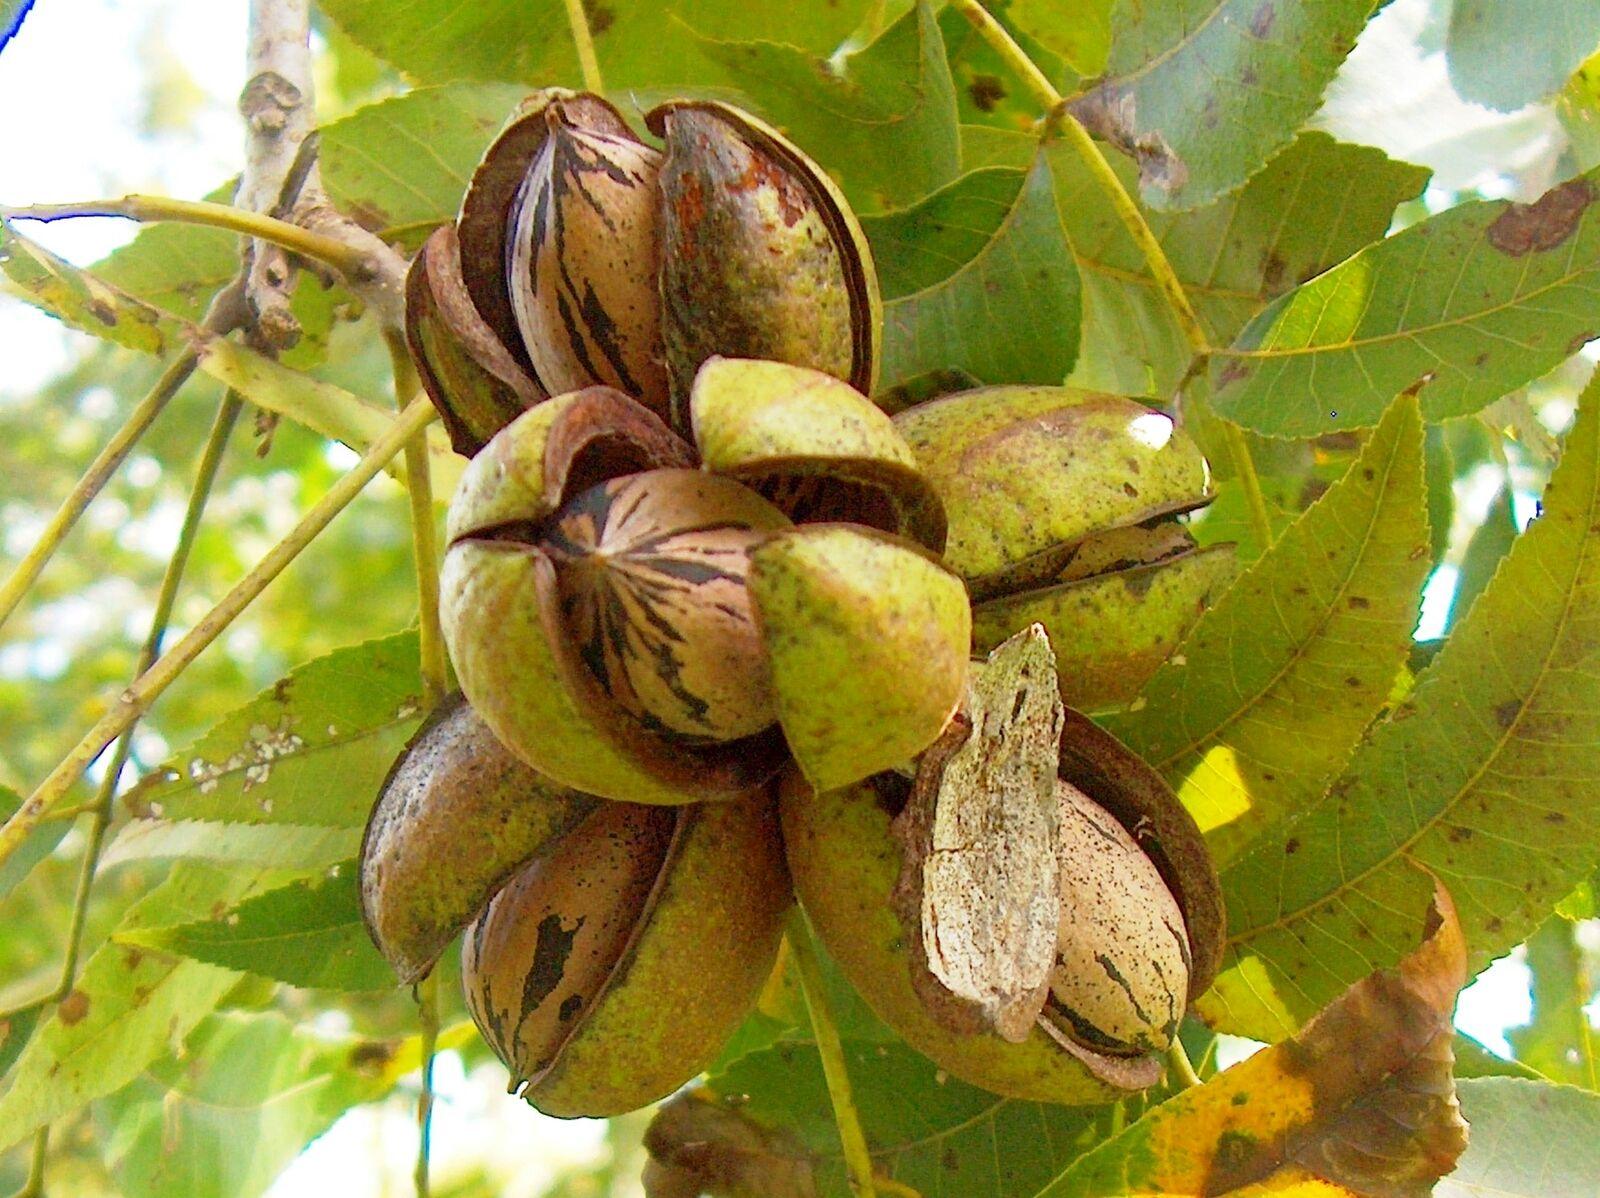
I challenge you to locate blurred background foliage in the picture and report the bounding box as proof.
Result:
[2,0,1600,1195]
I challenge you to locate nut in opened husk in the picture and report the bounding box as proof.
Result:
[781,625,1223,1102]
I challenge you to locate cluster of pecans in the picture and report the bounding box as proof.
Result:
[360,89,1229,1118]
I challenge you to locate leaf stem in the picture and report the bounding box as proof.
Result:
[1168,1038,1202,1089]
[21,393,241,1195]
[947,0,1275,548]
[414,971,441,1198]
[0,350,197,634]
[0,397,438,873]
[562,0,605,93]
[385,332,447,708]
[3,196,371,279]
[786,910,877,1198]
[947,0,1063,128]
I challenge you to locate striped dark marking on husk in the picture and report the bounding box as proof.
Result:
[545,468,790,742]
[405,225,546,456]
[508,97,671,419]
[462,801,677,1085]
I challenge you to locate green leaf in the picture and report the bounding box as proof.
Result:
[120,863,392,992]
[1447,485,1519,632]
[0,784,69,902]
[124,632,424,830]
[319,82,528,246]
[1008,0,1114,77]
[942,3,1077,129]
[95,1011,395,1198]
[704,1039,1106,1196]
[104,819,356,872]
[872,154,1081,392]
[1506,916,1600,1090]
[1447,0,1600,113]
[697,1,960,214]
[1075,0,1378,210]
[1438,1078,1600,1196]
[1107,394,1430,868]
[1425,424,1455,566]
[0,997,47,1079]
[1211,172,1600,436]
[317,0,873,90]
[0,224,430,460]
[1203,381,1600,1041]
[0,863,251,1153]
[964,129,1428,396]
[864,166,1025,298]
[1453,1033,1546,1081]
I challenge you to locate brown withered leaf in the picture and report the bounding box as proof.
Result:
[892,624,1064,1043]
[644,1090,816,1198]
[1044,879,1470,1197]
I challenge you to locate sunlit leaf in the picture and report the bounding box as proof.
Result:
[962,128,1428,396]
[1447,0,1600,113]
[95,1010,396,1198]
[0,784,69,902]
[122,632,424,831]
[1205,381,1600,1040]
[696,0,960,213]
[870,154,1080,391]
[317,0,873,91]
[1072,0,1378,210]
[1041,884,1467,1196]
[1107,394,1430,867]
[319,82,527,246]
[119,863,393,992]
[0,224,437,463]
[1211,172,1600,436]
[1438,1077,1600,1196]
[0,863,252,1154]
[1008,0,1114,77]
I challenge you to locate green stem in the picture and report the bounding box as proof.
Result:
[22,393,242,1196]
[0,351,198,634]
[947,0,1275,549]
[14,1128,47,1198]
[787,911,877,1198]
[4,195,369,279]
[0,397,438,872]
[561,0,604,93]
[414,971,441,1198]
[1167,1038,1202,1090]
[385,333,447,708]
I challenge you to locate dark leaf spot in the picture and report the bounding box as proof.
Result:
[967,74,1006,113]
[1250,2,1275,38]
[1494,698,1523,728]
[1486,179,1596,256]
[59,990,89,1026]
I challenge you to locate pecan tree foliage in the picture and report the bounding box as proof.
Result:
[2,1,1600,1197]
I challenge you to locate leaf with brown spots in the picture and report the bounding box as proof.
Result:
[1039,882,1467,1197]
[1070,0,1378,210]
[1108,393,1430,870]
[1205,377,1600,1041]
[648,1036,1111,1198]
[1212,167,1600,436]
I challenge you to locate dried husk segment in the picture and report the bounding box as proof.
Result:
[463,794,790,1118]
[359,694,596,985]
[781,628,1223,1100]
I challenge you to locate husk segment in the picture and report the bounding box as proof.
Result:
[443,389,786,804]
[405,225,546,456]
[690,357,946,552]
[748,523,969,793]
[647,100,882,429]
[359,694,595,985]
[465,794,790,1119]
